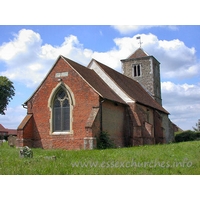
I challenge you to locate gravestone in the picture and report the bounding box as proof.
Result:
[0,140,2,146]
[8,135,16,147]
[19,146,33,158]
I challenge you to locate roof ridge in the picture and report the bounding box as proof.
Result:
[93,59,139,82]
[92,59,136,102]
[61,56,88,69]
[126,48,149,60]
[62,57,126,104]
[0,124,7,131]
[93,59,168,114]
[24,55,63,104]
[61,56,103,98]
[94,59,146,86]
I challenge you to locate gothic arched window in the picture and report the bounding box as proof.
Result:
[53,88,70,132]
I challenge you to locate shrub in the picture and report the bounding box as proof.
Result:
[96,131,115,149]
[174,130,200,143]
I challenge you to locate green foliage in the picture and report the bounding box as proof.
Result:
[96,131,115,149]
[0,76,15,115]
[175,130,200,143]
[192,121,200,132]
[192,126,199,132]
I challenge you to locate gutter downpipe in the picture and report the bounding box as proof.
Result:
[100,98,105,133]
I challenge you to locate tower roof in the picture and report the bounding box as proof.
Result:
[127,48,149,59]
[0,124,7,132]
[121,48,160,64]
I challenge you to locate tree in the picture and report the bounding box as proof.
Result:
[96,131,115,149]
[0,76,15,115]
[192,120,200,132]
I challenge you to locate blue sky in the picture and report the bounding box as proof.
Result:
[0,25,200,131]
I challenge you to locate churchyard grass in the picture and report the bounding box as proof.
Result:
[0,140,200,175]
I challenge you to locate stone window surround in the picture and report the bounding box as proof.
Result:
[48,82,75,135]
[132,63,142,77]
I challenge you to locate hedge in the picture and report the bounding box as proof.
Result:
[174,130,200,143]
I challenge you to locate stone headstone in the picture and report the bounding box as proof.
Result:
[0,140,2,146]
[19,149,24,158]
[8,135,16,147]
[19,146,33,158]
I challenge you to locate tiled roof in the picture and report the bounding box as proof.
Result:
[94,60,169,114]
[18,114,32,130]
[0,124,7,132]
[128,48,149,59]
[6,129,17,135]
[62,56,126,104]
[24,56,126,105]
[0,124,17,135]
[24,55,169,114]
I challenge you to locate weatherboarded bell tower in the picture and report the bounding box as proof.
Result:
[121,48,162,105]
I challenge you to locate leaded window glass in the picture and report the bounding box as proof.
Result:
[53,88,70,132]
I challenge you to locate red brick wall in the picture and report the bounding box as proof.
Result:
[102,100,126,148]
[18,56,166,150]
[127,103,164,146]
[17,115,33,147]
[24,57,100,150]
[154,110,165,144]
[91,109,101,138]
[136,104,155,144]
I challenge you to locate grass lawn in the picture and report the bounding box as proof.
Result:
[0,140,200,175]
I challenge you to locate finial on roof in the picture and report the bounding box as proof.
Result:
[136,36,143,48]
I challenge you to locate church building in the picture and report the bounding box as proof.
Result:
[17,48,174,150]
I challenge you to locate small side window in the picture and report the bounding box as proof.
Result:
[132,64,141,77]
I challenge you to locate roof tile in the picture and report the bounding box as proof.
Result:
[0,124,7,132]
[18,114,33,130]
[128,48,149,59]
[62,56,126,104]
[94,60,169,114]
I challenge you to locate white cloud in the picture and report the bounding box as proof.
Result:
[136,34,199,80]
[112,25,156,34]
[161,81,200,130]
[1,30,198,88]
[40,35,82,60]
[0,32,91,88]
[161,81,200,110]
[90,33,199,80]
[0,29,41,61]
[102,33,199,80]
[0,29,200,130]
[111,25,178,34]
[0,105,27,129]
